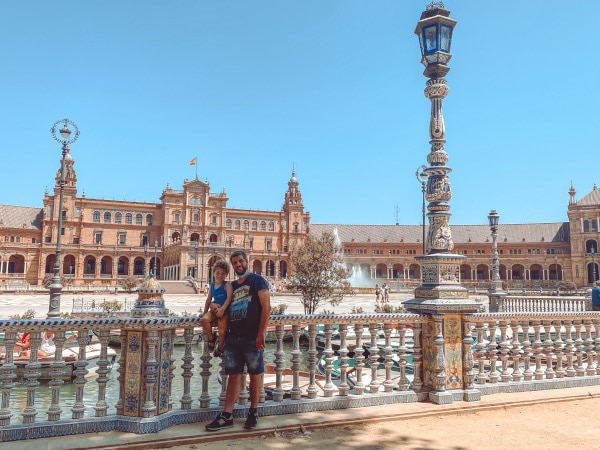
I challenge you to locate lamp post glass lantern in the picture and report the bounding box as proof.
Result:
[47,118,80,318]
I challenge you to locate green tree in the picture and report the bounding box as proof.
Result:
[286,231,354,314]
[121,275,141,293]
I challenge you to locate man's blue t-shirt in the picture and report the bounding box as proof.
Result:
[592,286,600,305]
[228,274,269,338]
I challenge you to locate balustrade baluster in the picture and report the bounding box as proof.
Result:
[543,320,555,379]
[475,323,488,385]
[574,319,585,376]
[382,323,394,392]
[565,321,576,377]
[432,316,447,394]
[46,330,66,421]
[522,323,533,380]
[94,330,112,416]
[0,332,17,426]
[199,331,212,408]
[338,324,349,396]
[462,320,475,390]
[179,327,194,410]
[553,319,566,378]
[397,324,410,391]
[218,361,227,407]
[22,331,42,424]
[584,319,595,376]
[488,323,500,383]
[412,323,424,393]
[368,323,380,393]
[510,321,523,382]
[306,324,318,399]
[499,321,511,382]
[532,321,545,380]
[290,325,302,400]
[272,325,286,401]
[353,322,365,395]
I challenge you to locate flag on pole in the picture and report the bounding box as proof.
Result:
[189,157,197,166]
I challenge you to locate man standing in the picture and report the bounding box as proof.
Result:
[592,281,600,311]
[205,250,270,431]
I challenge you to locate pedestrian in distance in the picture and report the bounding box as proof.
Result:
[592,281,600,311]
[205,250,271,432]
[375,284,381,303]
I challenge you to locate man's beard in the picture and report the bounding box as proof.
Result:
[236,268,250,278]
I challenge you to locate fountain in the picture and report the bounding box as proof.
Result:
[333,227,377,290]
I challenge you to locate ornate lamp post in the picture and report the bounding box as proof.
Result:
[47,118,80,318]
[415,165,428,254]
[153,240,158,278]
[403,3,481,405]
[194,240,199,279]
[487,210,503,293]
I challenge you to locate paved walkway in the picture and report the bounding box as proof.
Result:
[0,291,490,318]
[8,384,600,449]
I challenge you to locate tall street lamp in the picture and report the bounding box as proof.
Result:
[415,165,428,254]
[487,210,503,293]
[47,118,80,318]
[194,240,199,279]
[153,240,158,278]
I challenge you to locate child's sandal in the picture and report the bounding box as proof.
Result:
[213,346,224,358]
[207,337,216,352]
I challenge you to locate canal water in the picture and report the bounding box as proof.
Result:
[6,341,310,422]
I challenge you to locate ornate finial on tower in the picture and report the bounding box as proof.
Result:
[569,182,576,205]
[426,1,445,10]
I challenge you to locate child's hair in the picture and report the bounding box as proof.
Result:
[212,259,230,275]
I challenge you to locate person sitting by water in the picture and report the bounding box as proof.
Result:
[19,331,56,358]
[200,260,233,357]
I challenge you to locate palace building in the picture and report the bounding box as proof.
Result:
[0,151,599,291]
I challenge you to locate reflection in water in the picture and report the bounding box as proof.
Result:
[7,341,309,421]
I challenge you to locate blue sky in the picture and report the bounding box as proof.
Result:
[0,1,596,226]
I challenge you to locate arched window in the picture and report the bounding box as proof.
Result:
[235,220,240,230]
[269,222,274,232]
[193,212,199,223]
[252,221,257,231]
[593,220,598,232]
[243,220,249,230]
[104,212,111,223]
[115,212,122,223]
[226,219,232,229]
[584,220,590,232]
[136,214,143,224]
[93,211,100,222]
[211,214,217,225]
[146,214,153,225]
[125,213,132,224]
[190,196,203,205]
[260,221,266,231]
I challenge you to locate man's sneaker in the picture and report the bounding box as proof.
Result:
[244,410,258,429]
[205,412,233,431]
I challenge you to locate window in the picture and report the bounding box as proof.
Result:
[269,222,274,232]
[45,236,51,243]
[73,237,79,244]
[252,221,257,231]
[104,212,111,223]
[95,233,102,244]
[226,219,232,229]
[146,214,153,225]
[93,211,100,223]
[136,214,143,225]
[593,220,598,232]
[235,220,240,230]
[32,238,36,244]
[243,221,249,230]
[115,213,122,223]
[211,215,217,225]
[119,234,126,245]
[373,249,383,255]
[343,248,351,255]
[260,221,266,231]
[584,220,590,232]
[174,213,180,224]
[75,207,81,218]
[193,213,199,223]
[62,210,67,220]
[125,213,132,224]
